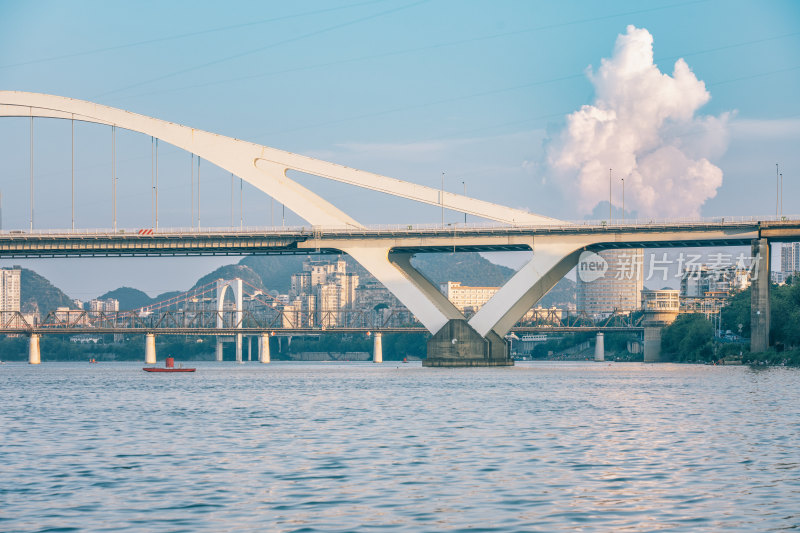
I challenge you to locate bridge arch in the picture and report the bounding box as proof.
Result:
[0,91,561,228]
[0,91,588,363]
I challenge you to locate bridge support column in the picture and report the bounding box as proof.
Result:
[594,332,605,362]
[423,319,513,367]
[235,334,243,363]
[373,332,382,363]
[145,333,156,364]
[259,333,270,363]
[28,334,41,364]
[215,338,223,361]
[247,336,252,362]
[750,238,770,353]
[643,327,662,363]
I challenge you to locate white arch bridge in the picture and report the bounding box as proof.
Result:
[2,92,800,365]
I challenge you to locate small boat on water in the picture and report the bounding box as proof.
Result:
[143,356,195,373]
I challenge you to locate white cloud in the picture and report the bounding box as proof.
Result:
[546,25,731,218]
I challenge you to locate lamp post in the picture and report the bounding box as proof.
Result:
[621,177,625,223]
[441,171,445,228]
[776,163,780,217]
[30,117,33,232]
[462,180,466,224]
[71,118,75,231]
[609,168,612,222]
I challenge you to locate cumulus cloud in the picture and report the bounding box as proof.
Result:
[546,25,731,218]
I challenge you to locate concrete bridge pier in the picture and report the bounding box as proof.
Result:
[643,328,662,363]
[247,336,252,362]
[215,338,223,361]
[145,333,156,364]
[28,334,41,364]
[641,289,681,363]
[750,238,770,353]
[235,334,243,363]
[423,319,513,367]
[373,332,383,363]
[594,332,605,362]
[259,333,270,363]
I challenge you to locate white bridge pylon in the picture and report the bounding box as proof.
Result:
[216,278,243,362]
[0,91,579,338]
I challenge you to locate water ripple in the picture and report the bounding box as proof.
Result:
[1,361,799,531]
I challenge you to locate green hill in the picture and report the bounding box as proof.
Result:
[539,277,577,308]
[238,256,305,293]
[20,268,76,316]
[410,252,515,287]
[97,287,153,310]
[240,252,517,290]
[151,290,183,303]
[193,264,266,291]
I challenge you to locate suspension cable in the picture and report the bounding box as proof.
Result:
[197,157,201,229]
[112,125,116,232]
[151,136,154,229]
[29,116,33,231]
[190,154,194,228]
[155,138,159,230]
[71,116,75,231]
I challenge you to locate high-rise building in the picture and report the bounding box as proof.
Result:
[354,279,412,327]
[576,249,643,318]
[89,298,119,316]
[0,268,21,312]
[680,265,750,298]
[781,242,800,275]
[282,294,316,328]
[287,257,359,326]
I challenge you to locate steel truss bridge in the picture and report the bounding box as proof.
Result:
[0,285,644,335]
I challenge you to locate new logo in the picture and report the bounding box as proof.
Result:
[577,251,608,282]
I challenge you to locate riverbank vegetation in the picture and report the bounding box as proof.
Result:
[661,275,800,365]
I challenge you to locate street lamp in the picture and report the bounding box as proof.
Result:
[441,171,445,228]
[462,180,466,224]
[776,163,780,217]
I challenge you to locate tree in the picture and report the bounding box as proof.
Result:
[662,313,714,361]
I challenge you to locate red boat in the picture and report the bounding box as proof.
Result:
[143,357,195,373]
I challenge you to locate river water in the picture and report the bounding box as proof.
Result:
[1,361,798,532]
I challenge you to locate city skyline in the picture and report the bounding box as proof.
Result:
[1,0,799,296]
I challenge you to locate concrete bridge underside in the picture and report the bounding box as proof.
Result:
[2,92,796,364]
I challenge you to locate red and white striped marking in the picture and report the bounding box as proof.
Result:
[137,228,154,235]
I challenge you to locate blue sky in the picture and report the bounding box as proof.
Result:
[1,0,799,298]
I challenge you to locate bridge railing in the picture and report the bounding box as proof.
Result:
[0,214,797,236]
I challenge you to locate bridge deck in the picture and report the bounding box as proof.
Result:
[1,219,798,257]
